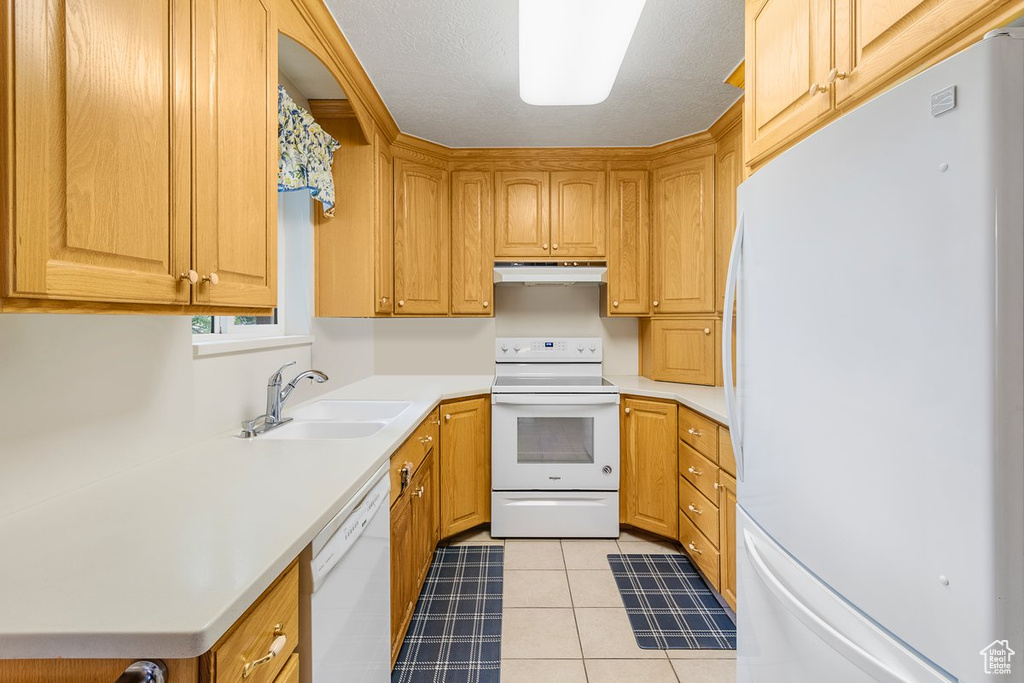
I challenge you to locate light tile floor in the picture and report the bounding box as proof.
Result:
[445,527,736,683]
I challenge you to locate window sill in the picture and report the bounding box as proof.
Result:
[192,334,314,358]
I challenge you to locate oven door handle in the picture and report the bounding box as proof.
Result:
[491,394,621,406]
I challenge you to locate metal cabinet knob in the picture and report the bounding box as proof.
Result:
[827,68,847,83]
[704,328,711,335]
[612,300,619,308]
[552,243,558,250]
[179,270,199,285]
[624,407,631,415]
[398,300,405,307]
[652,300,660,307]
[380,296,389,305]
[482,301,489,308]
[809,81,828,96]
[414,486,425,498]
[202,272,219,286]
[542,243,549,250]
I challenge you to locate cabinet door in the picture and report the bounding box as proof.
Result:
[394,160,449,315]
[451,171,494,315]
[639,319,716,386]
[550,171,606,257]
[494,172,550,257]
[439,398,491,538]
[412,452,438,588]
[715,124,743,315]
[746,0,833,164]
[622,398,678,538]
[194,0,278,308]
[7,0,192,305]
[374,132,395,314]
[718,471,738,611]
[606,171,650,315]
[390,495,413,663]
[833,0,1011,106]
[652,156,715,314]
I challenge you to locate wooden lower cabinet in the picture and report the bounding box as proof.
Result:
[639,318,716,386]
[390,491,415,664]
[718,471,738,611]
[439,397,491,538]
[620,398,678,538]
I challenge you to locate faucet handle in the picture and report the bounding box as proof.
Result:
[268,361,297,386]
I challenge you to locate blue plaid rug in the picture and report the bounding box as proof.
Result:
[392,546,503,683]
[608,553,736,650]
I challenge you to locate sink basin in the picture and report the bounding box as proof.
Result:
[260,420,388,440]
[290,400,413,422]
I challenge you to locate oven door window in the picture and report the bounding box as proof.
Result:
[517,417,595,464]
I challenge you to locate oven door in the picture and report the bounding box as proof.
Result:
[491,393,620,491]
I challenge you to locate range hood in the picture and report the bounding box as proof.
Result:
[493,262,607,286]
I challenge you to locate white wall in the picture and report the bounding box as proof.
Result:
[371,285,638,375]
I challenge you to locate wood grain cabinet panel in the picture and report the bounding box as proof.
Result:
[652,156,715,314]
[833,0,1013,107]
[621,398,679,538]
[715,123,743,315]
[439,397,491,538]
[550,171,606,257]
[5,0,193,305]
[194,0,278,308]
[494,172,550,257]
[394,159,450,315]
[639,318,716,386]
[374,132,395,314]
[390,492,414,664]
[605,170,650,315]
[718,471,738,611]
[745,0,834,164]
[451,171,494,316]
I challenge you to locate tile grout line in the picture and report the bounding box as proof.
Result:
[561,539,591,683]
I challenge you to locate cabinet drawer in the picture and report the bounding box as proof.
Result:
[718,426,736,478]
[679,441,719,503]
[679,475,719,547]
[678,512,721,590]
[208,564,298,683]
[273,654,299,683]
[390,409,440,505]
[678,407,718,460]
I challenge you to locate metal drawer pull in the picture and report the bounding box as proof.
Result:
[419,435,433,445]
[116,660,167,683]
[414,486,425,498]
[399,462,414,489]
[687,427,703,437]
[242,630,287,679]
[687,504,703,515]
[688,542,703,556]
[687,466,703,476]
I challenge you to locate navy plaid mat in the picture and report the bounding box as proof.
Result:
[608,553,736,650]
[392,546,503,683]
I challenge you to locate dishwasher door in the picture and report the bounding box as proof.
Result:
[309,470,390,683]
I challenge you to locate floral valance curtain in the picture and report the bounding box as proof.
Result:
[277,85,341,217]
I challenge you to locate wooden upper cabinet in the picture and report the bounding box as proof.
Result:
[652,156,715,314]
[746,0,833,164]
[439,397,491,538]
[394,159,450,315]
[640,318,716,386]
[833,0,1012,106]
[494,171,550,258]
[550,171,606,257]
[374,132,395,314]
[450,171,494,316]
[193,0,278,308]
[606,170,650,315]
[715,124,743,314]
[5,0,192,306]
[621,397,679,539]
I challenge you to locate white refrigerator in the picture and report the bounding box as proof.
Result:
[723,28,1024,683]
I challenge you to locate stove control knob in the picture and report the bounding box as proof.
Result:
[513,343,521,351]
[501,344,509,353]
[590,344,597,352]
[602,465,613,475]
[577,343,585,352]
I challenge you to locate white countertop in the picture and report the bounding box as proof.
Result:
[0,373,725,659]
[607,376,729,425]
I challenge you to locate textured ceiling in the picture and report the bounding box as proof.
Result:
[323,0,744,148]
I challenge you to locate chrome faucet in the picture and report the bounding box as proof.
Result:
[240,362,329,438]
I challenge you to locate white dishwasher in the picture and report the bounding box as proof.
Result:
[303,464,390,683]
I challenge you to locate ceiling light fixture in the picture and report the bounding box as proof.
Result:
[519,0,647,106]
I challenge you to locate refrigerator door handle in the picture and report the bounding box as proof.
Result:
[723,211,744,480]
[742,527,955,683]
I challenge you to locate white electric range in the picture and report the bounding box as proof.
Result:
[491,337,620,538]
